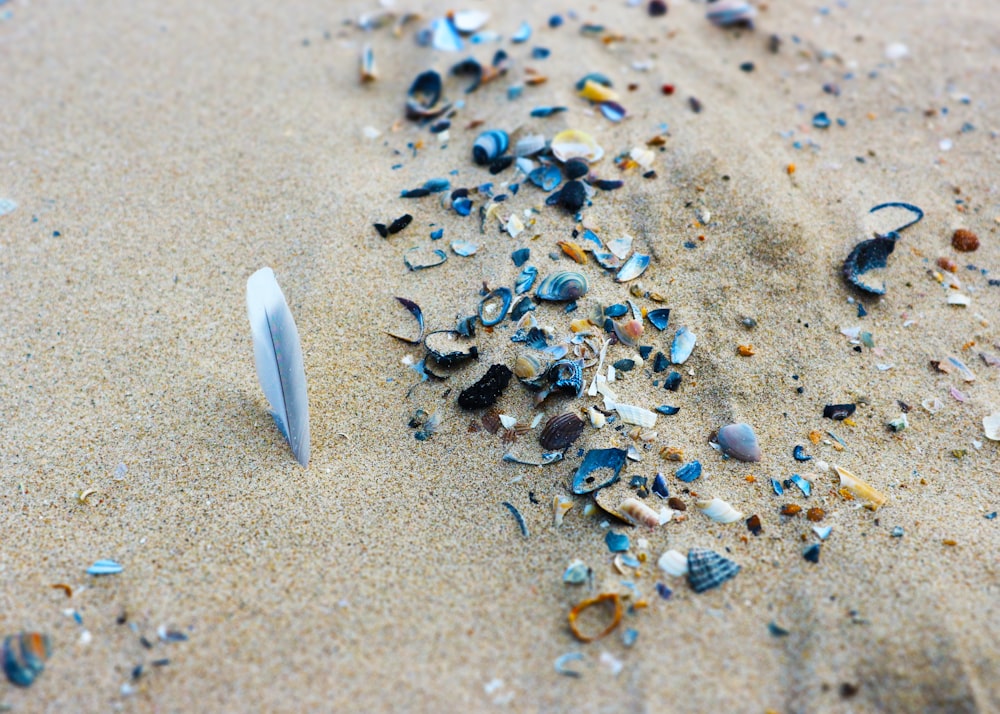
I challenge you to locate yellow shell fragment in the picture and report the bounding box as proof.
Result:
[553,495,574,526]
[557,240,588,264]
[578,79,620,103]
[551,129,605,163]
[833,464,888,510]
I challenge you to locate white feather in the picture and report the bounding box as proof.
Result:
[246,268,310,466]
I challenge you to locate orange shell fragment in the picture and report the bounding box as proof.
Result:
[568,593,623,643]
[557,240,588,264]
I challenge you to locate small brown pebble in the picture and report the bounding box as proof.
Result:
[937,256,958,273]
[952,228,979,252]
[746,514,763,535]
[806,507,826,522]
[781,504,802,516]
[840,683,860,699]
[667,497,686,511]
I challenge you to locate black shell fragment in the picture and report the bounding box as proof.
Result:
[539,412,585,450]
[489,156,514,175]
[571,448,628,495]
[652,473,669,498]
[652,352,669,373]
[662,371,682,391]
[388,214,413,235]
[823,403,856,420]
[612,359,635,372]
[401,188,432,199]
[843,233,898,295]
[374,223,389,238]
[457,364,513,409]
[510,296,536,321]
[511,248,530,267]
[547,179,586,213]
[406,70,451,120]
[792,445,812,462]
[591,179,624,191]
[425,330,479,368]
[563,159,589,180]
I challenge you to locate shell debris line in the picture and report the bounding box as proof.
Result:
[351,0,998,684]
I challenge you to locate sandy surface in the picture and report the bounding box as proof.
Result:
[1,0,998,711]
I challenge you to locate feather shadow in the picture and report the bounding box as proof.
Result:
[246,267,310,466]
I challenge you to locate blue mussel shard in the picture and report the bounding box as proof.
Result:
[652,473,669,498]
[536,271,588,301]
[2,632,52,688]
[473,129,509,165]
[647,308,670,331]
[793,445,812,462]
[670,326,696,364]
[515,265,538,294]
[788,474,812,497]
[605,531,630,552]
[572,448,628,494]
[528,164,562,192]
[424,330,478,368]
[478,287,513,326]
[386,297,424,344]
[675,460,702,482]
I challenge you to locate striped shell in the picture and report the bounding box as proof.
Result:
[539,412,585,450]
[657,549,689,577]
[687,547,741,593]
[618,498,662,528]
[696,497,744,524]
[2,632,51,687]
[611,402,657,428]
[472,129,509,165]
[536,271,589,301]
[515,265,538,294]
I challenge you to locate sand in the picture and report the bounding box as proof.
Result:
[1,0,997,711]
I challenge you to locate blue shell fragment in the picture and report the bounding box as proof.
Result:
[605,531,630,553]
[843,233,898,295]
[386,297,424,345]
[530,105,566,117]
[536,271,588,301]
[652,352,668,373]
[647,308,671,331]
[687,548,741,594]
[404,247,448,271]
[652,473,669,498]
[655,405,680,416]
[512,21,532,43]
[2,632,51,688]
[616,253,650,283]
[655,583,673,600]
[812,111,831,129]
[793,445,812,462]
[670,326,696,364]
[405,70,451,120]
[599,101,626,122]
[511,248,530,267]
[528,164,562,191]
[803,543,821,563]
[675,461,702,482]
[515,265,538,294]
[509,296,536,321]
[502,501,529,537]
[572,448,627,494]
[473,129,509,165]
[479,287,513,326]
[604,304,628,318]
[451,239,479,256]
[663,371,681,390]
[87,559,123,576]
[771,478,784,496]
[612,358,635,372]
[453,197,473,216]
[788,474,812,497]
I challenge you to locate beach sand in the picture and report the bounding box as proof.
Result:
[1,0,997,711]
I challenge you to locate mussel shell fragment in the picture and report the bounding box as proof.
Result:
[511,247,531,266]
[406,70,451,120]
[647,308,671,331]
[545,358,585,398]
[687,547,741,593]
[536,271,589,301]
[2,632,51,687]
[386,297,425,344]
[479,287,513,326]
[706,1,757,28]
[425,330,479,368]
[510,296,536,321]
[539,412,586,450]
[843,233,898,295]
[528,164,563,192]
[404,247,448,271]
[675,460,702,482]
[670,326,696,364]
[473,129,509,165]
[515,265,538,294]
[572,447,628,494]
[457,364,513,409]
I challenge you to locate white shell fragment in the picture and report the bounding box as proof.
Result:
[611,402,657,428]
[983,412,1000,441]
[551,129,604,163]
[670,326,696,364]
[657,549,689,577]
[833,464,888,510]
[947,293,971,306]
[696,497,744,524]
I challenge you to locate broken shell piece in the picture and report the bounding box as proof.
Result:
[2,632,52,687]
[568,593,623,643]
[551,129,605,163]
[563,559,591,584]
[618,498,661,528]
[553,495,575,526]
[587,406,606,428]
[687,547,740,594]
[359,44,377,83]
[610,402,657,428]
[670,326,696,364]
[657,549,689,577]
[572,448,628,494]
[833,464,888,510]
[983,412,1000,441]
[696,497,744,523]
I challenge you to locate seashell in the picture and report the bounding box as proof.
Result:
[670,326,697,364]
[696,497,744,524]
[515,265,538,295]
[618,498,662,528]
[540,412,585,450]
[450,239,479,257]
[514,353,548,381]
[687,547,741,593]
[587,406,606,428]
[675,460,702,482]
[451,9,490,33]
[530,105,567,118]
[706,0,757,28]
[823,403,856,420]
[478,287,513,326]
[558,240,588,264]
[945,355,976,382]
[789,474,811,497]
[511,248,530,266]
[502,451,563,466]
[578,79,620,103]
[717,423,761,462]
[510,296,536,321]
[553,495,574,526]
[359,44,377,83]
[984,412,1000,441]
[515,134,546,157]
[404,247,447,271]
[611,402,657,428]
[473,129,509,165]
[563,559,590,584]
[2,632,52,687]
[568,593,623,643]
[458,364,513,409]
[813,525,833,540]
[771,478,784,496]
[663,371,682,390]
[528,164,562,192]
[833,464,887,510]
[657,549,689,577]
[599,101,627,122]
[803,543,821,563]
[604,304,628,318]
[563,159,589,180]
[424,330,479,369]
[405,70,451,120]
[793,445,812,462]
[386,297,424,344]
[612,319,643,347]
[536,271,589,301]
[87,558,123,575]
[579,229,604,252]
[571,447,627,494]
[592,251,621,270]
[544,358,585,398]
[511,20,532,43]
[605,531,630,552]
[652,473,669,498]
[647,308,670,331]
[455,315,477,337]
[551,129,605,163]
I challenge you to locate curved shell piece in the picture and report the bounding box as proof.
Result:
[592,251,621,270]
[478,287,513,326]
[2,632,52,687]
[696,497,744,523]
[670,326,697,364]
[405,70,451,120]
[553,495,574,526]
[528,164,562,192]
[572,448,627,494]
[657,549,689,577]
[473,129,509,165]
[615,253,650,282]
[539,412,586,450]
[611,402,657,428]
[647,308,670,331]
[515,265,538,294]
[551,129,605,163]
[424,330,479,368]
[546,358,585,397]
[612,319,643,348]
[618,497,661,528]
[513,353,548,381]
[675,460,702,482]
[404,247,447,271]
[706,0,758,28]
[833,464,888,510]
[536,271,588,301]
[87,559,124,575]
[578,79,620,103]
[515,134,546,157]
[568,593,623,642]
[687,547,741,593]
[717,423,761,462]
[386,297,425,344]
[984,412,1000,441]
